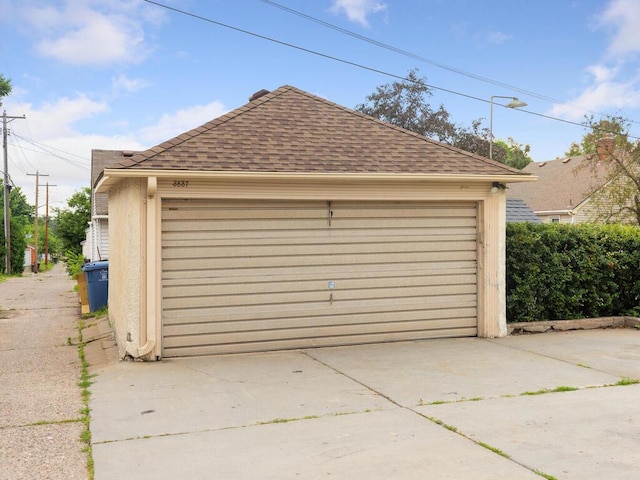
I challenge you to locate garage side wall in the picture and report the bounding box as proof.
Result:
[107,178,144,359]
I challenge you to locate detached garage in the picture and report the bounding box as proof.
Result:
[96,85,534,360]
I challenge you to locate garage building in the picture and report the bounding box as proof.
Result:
[96,85,534,360]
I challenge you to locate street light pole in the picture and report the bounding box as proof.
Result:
[489,96,527,160]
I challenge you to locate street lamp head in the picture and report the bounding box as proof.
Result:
[505,98,527,109]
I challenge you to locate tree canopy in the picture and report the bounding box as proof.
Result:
[53,187,91,255]
[355,69,532,169]
[0,74,11,105]
[564,116,631,157]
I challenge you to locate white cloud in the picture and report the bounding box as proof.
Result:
[13,95,109,139]
[330,0,387,27]
[111,74,151,94]
[13,0,160,66]
[585,64,618,83]
[486,31,511,45]
[599,0,640,57]
[550,77,640,120]
[3,94,141,206]
[139,101,228,145]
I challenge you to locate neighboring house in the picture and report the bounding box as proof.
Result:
[506,155,611,224]
[506,198,541,223]
[96,85,534,360]
[86,150,140,261]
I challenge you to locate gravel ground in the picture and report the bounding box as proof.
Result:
[0,264,87,480]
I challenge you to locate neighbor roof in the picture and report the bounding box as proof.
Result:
[106,85,529,178]
[506,156,610,213]
[506,198,541,223]
[91,149,140,215]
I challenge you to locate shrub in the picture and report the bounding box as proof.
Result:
[64,250,86,277]
[506,223,640,322]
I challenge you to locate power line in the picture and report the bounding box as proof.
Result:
[10,134,90,171]
[142,0,640,141]
[259,0,640,129]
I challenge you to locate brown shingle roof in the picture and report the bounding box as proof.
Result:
[110,85,526,177]
[506,156,610,212]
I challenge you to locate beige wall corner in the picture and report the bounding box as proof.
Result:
[477,191,507,338]
[107,178,144,359]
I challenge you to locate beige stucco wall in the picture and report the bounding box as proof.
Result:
[107,178,144,359]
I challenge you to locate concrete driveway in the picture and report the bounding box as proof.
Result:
[90,329,640,479]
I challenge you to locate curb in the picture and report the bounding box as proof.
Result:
[508,316,640,335]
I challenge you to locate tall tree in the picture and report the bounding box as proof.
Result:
[355,69,457,143]
[54,187,91,255]
[0,182,32,274]
[356,69,529,165]
[575,116,640,225]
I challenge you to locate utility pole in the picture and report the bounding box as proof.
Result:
[27,171,49,273]
[45,182,57,266]
[2,110,25,274]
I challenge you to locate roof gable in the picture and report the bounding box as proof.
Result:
[110,85,526,177]
[507,156,610,213]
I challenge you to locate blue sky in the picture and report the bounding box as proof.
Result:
[1,0,639,208]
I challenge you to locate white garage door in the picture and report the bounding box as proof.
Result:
[161,199,478,357]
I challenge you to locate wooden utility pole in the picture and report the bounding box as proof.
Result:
[45,182,57,265]
[2,110,25,274]
[27,171,49,273]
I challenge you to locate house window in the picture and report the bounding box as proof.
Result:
[550,217,560,223]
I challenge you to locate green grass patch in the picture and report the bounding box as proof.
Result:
[425,416,458,433]
[613,377,640,386]
[77,320,95,479]
[477,441,510,459]
[256,415,319,426]
[533,470,559,480]
[82,306,108,319]
[521,385,579,396]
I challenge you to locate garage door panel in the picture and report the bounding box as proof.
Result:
[162,239,478,259]
[163,261,478,283]
[163,283,477,310]
[163,273,478,297]
[162,250,477,272]
[162,227,478,242]
[164,294,478,323]
[164,317,477,349]
[163,206,329,221]
[163,325,479,356]
[165,307,478,336]
[162,233,478,248]
[332,205,477,219]
[161,200,478,356]
[163,268,478,287]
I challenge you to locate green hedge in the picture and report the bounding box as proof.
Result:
[506,223,640,322]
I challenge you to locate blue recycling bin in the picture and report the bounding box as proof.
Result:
[83,261,109,312]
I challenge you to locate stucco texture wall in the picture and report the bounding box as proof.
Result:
[107,178,144,359]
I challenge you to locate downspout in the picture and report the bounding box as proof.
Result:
[138,177,157,358]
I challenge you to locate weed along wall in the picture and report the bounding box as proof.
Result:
[506,223,640,323]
